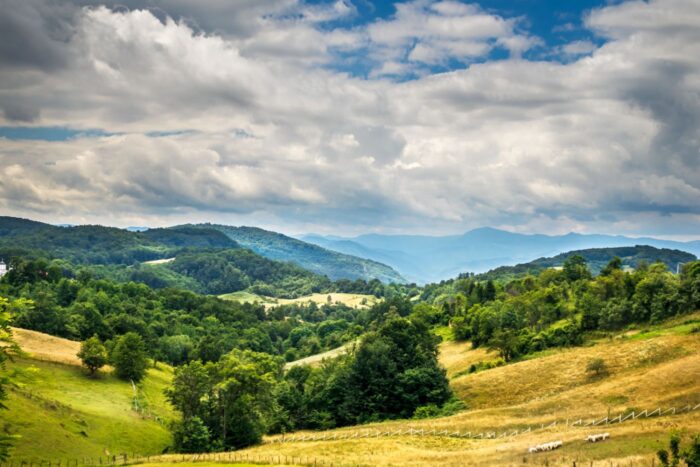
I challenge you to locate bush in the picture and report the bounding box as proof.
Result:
[585,358,609,378]
[657,432,700,467]
[413,404,440,419]
[467,359,505,374]
[413,398,466,419]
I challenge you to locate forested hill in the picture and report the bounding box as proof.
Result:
[0,217,236,264]
[188,224,406,284]
[478,245,696,282]
[0,217,331,297]
[0,217,403,298]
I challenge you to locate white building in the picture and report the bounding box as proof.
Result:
[0,260,7,278]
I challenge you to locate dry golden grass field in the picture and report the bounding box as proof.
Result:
[11,327,83,366]
[220,292,379,309]
[237,313,700,466]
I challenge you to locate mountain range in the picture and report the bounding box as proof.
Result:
[301,228,700,283]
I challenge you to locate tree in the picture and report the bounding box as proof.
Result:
[172,416,210,453]
[77,335,108,376]
[165,360,210,420]
[215,350,283,449]
[0,297,24,460]
[111,332,148,382]
[487,329,519,362]
[601,257,623,276]
[483,281,497,301]
[563,255,591,282]
[658,432,700,467]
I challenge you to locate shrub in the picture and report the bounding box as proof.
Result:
[657,432,700,467]
[586,358,609,378]
[77,335,108,376]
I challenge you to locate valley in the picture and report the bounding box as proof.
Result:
[0,216,699,466]
[3,313,698,465]
[4,1,700,464]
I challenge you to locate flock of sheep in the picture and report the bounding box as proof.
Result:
[528,433,609,454]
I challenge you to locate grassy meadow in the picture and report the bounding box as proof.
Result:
[2,330,175,461]
[219,291,379,309]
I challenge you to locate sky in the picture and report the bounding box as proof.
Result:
[0,0,699,238]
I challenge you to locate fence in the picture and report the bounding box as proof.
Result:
[6,402,699,466]
[268,402,700,444]
[2,453,343,467]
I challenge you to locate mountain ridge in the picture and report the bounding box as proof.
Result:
[301,228,700,283]
[188,223,406,284]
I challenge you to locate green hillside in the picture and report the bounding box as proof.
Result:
[0,217,335,298]
[192,224,406,284]
[1,350,175,461]
[478,245,696,282]
[0,218,236,265]
[4,315,699,465]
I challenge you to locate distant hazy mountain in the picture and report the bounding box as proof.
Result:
[192,224,406,284]
[479,245,697,282]
[301,228,700,283]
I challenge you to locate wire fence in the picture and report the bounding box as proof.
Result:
[2,452,344,467]
[268,402,700,444]
[5,402,698,467]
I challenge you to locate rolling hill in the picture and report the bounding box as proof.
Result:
[6,313,698,465]
[302,228,700,283]
[0,216,237,265]
[191,224,405,283]
[2,329,175,461]
[0,217,334,297]
[478,245,697,281]
[224,313,700,466]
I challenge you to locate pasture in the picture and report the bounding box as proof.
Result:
[219,292,379,309]
[3,313,699,465]
[2,331,175,461]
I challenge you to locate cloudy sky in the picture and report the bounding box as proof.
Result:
[1,0,699,238]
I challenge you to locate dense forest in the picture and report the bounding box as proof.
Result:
[0,258,451,452]
[0,257,378,364]
[435,255,700,363]
[190,224,406,283]
[0,217,417,299]
[476,245,696,282]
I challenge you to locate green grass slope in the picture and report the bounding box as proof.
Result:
[1,333,175,461]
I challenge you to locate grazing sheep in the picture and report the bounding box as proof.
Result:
[528,440,563,453]
[586,433,610,443]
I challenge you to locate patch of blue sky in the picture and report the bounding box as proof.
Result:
[0,126,116,141]
[145,130,195,137]
[316,0,621,78]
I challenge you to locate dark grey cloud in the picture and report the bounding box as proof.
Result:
[0,0,78,70]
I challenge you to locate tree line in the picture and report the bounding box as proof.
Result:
[446,256,700,361]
